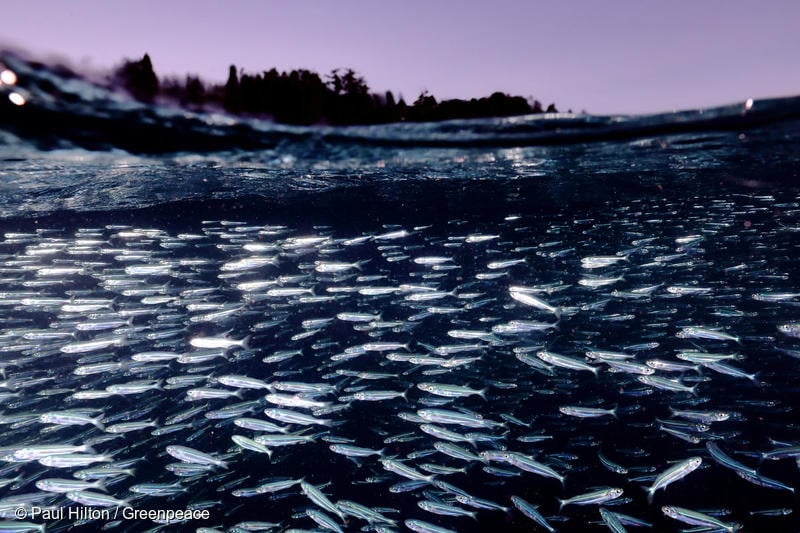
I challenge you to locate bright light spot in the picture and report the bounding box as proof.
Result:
[8,92,25,106]
[744,98,754,111]
[0,69,17,86]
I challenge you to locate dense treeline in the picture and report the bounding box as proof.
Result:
[114,54,557,126]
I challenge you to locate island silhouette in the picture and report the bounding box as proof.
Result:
[115,53,557,125]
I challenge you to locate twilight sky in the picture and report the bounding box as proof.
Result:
[2,0,798,114]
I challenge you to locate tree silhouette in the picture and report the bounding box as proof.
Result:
[183,76,205,107]
[224,65,240,112]
[114,53,159,103]
[111,53,555,125]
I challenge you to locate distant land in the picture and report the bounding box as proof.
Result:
[114,53,558,125]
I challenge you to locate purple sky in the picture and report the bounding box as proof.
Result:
[3,1,799,114]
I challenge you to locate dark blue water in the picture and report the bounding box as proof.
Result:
[1,53,799,533]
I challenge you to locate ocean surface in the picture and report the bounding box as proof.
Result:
[0,53,799,533]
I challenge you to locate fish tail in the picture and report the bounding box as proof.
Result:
[402,386,413,402]
[241,335,252,350]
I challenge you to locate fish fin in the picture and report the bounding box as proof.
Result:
[94,480,108,492]
[611,405,619,419]
[241,335,252,350]
[557,498,566,511]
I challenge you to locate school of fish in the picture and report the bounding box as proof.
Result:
[0,190,799,532]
